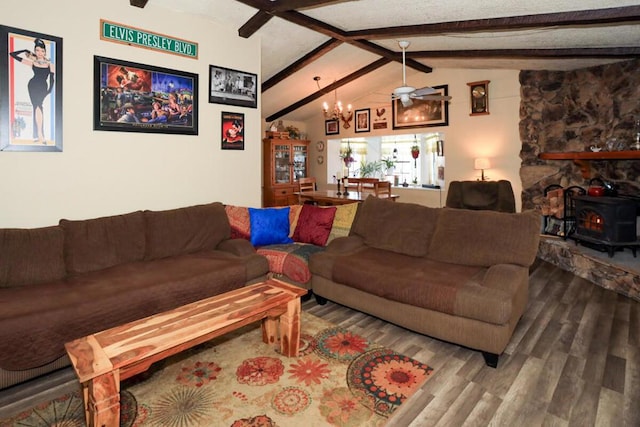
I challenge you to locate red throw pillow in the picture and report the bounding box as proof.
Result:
[293,205,337,246]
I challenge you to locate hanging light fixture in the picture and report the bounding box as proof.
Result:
[315,76,352,125]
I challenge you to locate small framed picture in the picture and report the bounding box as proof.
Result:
[209,65,257,109]
[355,108,370,133]
[325,119,339,135]
[221,111,244,150]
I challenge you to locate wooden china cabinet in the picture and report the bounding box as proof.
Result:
[262,138,310,206]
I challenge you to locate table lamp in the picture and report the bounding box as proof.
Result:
[474,158,491,181]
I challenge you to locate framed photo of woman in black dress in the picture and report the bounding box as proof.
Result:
[0,26,63,152]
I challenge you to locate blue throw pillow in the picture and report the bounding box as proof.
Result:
[248,207,294,246]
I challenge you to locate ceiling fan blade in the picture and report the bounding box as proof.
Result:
[412,86,438,97]
[413,94,452,101]
[400,95,413,107]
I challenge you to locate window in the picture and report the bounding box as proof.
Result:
[330,133,445,187]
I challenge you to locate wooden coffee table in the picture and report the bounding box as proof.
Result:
[65,278,307,427]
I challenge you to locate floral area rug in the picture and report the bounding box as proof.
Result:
[1,312,433,427]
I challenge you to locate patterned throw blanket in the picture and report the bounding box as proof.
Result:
[257,243,326,284]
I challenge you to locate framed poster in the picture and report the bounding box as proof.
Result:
[355,108,370,133]
[93,56,198,135]
[392,84,449,130]
[325,119,339,135]
[1,26,63,151]
[209,65,257,108]
[221,111,244,150]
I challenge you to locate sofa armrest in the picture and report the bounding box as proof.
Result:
[217,238,257,257]
[325,235,366,254]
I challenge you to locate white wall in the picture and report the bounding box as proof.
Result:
[304,68,523,211]
[0,0,262,227]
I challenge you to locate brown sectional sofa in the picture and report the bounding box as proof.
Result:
[0,202,269,390]
[309,196,541,367]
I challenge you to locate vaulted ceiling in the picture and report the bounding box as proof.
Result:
[142,0,640,122]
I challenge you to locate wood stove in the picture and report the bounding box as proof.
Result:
[573,196,639,257]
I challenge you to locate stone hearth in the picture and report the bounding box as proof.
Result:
[538,236,640,302]
[519,59,640,211]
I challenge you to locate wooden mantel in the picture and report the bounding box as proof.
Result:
[538,150,640,178]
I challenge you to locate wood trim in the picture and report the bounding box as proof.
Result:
[539,150,640,160]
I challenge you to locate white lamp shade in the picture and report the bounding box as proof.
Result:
[474,158,491,170]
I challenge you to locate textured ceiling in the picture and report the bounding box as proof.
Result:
[149,0,640,121]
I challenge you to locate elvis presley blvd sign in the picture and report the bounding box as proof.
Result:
[100,20,198,59]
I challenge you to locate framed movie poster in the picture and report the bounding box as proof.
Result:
[221,111,244,150]
[93,56,198,135]
[0,26,63,151]
[209,65,257,108]
[392,84,449,130]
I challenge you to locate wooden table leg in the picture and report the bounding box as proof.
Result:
[86,370,120,427]
[262,315,279,346]
[279,298,301,357]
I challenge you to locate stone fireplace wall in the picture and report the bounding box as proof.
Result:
[519,59,640,210]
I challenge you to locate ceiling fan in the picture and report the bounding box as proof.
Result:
[392,41,452,107]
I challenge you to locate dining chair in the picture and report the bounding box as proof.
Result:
[373,180,392,198]
[298,177,317,204]
[348,177,379,192]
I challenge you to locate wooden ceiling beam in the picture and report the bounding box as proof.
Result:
[239,10,274,38]
[129,0,148,8]
[275,10,432,74]
[265,57,391,122]
[407,47,640,59]
[346,6,640,39]
[235,0,347,37]
[263,39,343,92]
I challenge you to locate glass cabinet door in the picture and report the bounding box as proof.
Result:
[274,144,291,184]
[292,144,308,180]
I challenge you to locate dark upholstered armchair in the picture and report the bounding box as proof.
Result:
[445,180,516,213]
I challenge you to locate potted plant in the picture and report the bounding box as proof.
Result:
[411,144,420,159]
[381,157,396,175]
[358,160,382,178]
[340,144,354,168]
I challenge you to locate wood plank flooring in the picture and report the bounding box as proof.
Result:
[302,259,640,427]
[2,259,638,426]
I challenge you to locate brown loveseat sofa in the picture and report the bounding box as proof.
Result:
[309,196,540,367]
[0,202,269,390]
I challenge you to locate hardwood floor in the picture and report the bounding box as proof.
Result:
[2,259,638,426]
[302,259,640,427]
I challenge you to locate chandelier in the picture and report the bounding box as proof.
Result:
[315,76,353,127]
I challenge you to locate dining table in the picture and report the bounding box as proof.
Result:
[295,190,399,205]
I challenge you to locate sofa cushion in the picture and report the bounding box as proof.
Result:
[331,247,514,325]
[60,211,146,274]
[327,202,359,244]
[0,250,247,371]
[0,226,66,288]
[293,204,337,246]
[428,208,541,267]
[225,205,252,240]
[249,207,294,246]
[257,243,325,284]
[145,202,230,260]
[350,196,440,257]
[226,205,302,240]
